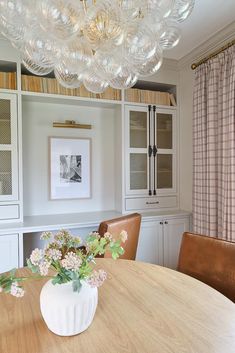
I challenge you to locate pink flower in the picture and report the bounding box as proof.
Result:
[0,287,3,293]
[87,269,107,288]
[30,248,44,266]
[40,231,52,240]
[61,252,82,271]
[89,231,100,239]
[39,260,51,276]
[104,232,112,241]
[120,230,128,243]
[10,283,25,298]
[46,248,62,261]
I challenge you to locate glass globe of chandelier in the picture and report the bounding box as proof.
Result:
[0,0,195,93]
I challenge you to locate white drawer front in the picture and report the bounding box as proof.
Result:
[0,234,19,272]
[0,204,19,220]
[125,196,177,211]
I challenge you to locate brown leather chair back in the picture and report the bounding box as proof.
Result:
[98,213,141,260]
[178,232,235,302]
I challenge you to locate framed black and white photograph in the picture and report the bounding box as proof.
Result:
[49,137,91,199]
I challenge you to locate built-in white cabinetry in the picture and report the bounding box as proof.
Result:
[162,217,190,269]
[136,213,190,269]
[0,233,19,272]
[0,92,21,222]
[136,219,164,265]
[124,104,177,212]
[0,42,189,274]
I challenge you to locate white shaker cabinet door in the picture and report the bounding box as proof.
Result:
[0,233,18,273]
[163,217,190,270]
[136,220,163,265]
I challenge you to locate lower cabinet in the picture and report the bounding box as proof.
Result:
[136,215,190,270]
[0,233,19,273]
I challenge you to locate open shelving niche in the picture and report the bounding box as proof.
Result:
[0,59,179,265]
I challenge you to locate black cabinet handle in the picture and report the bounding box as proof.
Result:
[160,221,163,225]
[148,145,153,157]
[146,201,159,205]
[153,105,156,195]
[148,105,152,196]
[164,221,168,224]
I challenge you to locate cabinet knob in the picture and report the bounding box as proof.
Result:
[160,221,163,225]
[164,221,168,224]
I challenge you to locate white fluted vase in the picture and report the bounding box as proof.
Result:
[40,280,98,336]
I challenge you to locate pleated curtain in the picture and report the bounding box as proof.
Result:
[193,45,235,240]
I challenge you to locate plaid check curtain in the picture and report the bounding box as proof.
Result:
[193,45,235,239]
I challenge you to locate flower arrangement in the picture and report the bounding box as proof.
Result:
[0,229,128,297]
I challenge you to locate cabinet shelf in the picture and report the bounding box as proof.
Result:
[130,126,147,131]
[130,170,147,174]
[21,74,122,102]
[157,129,171,132]
[21,91,122,109]
[0,69,17,90]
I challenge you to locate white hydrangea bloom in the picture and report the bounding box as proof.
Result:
[61,252,82,271]
[104,232,112,241]
[30,248,44,266]
[10,282,25,297]
[46,248,62,261]
[39,260,51,276]
[40,231,52,240]
[120,230,128,243]
[89,231,100,239]
[87,269,107,288]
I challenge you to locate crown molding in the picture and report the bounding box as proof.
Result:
[177,21,235,70]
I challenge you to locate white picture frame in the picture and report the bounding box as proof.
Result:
[49,137,91,200]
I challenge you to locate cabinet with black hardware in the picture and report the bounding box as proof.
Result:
[124,104,177,212]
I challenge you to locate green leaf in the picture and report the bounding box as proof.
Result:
[72,279,82,293]
[111,252,119,260]
[119,247,125,255]
[51,276,61,285]
[26,259,39,274]
[79,262,92,279]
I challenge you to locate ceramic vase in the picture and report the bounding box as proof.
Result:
[40,280,98,336]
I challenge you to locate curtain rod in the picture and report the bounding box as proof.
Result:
[191,39,235,70]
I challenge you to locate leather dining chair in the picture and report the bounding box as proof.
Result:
[98,213,141,260]
[177,232,235,302]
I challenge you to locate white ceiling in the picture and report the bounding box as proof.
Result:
[164,0,235,60]
[0,0,234,62]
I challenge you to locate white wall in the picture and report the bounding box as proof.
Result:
[22,100,119,216]
[144,59,179,85]
[178,65,194,212]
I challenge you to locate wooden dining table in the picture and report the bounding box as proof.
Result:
[1,258,235,353]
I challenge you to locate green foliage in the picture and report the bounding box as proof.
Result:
[109,240,125,260]
[72,279,82,293]
[0,229,127,296]
[26,259,40,274]
[79,261,93,280]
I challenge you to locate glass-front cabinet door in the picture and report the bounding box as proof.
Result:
[155,109,176,193]
[0,93,18,201]
[125,105,149,195]
[125,105,176,197]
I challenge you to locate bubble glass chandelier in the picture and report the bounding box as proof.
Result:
[0,0,195,93]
